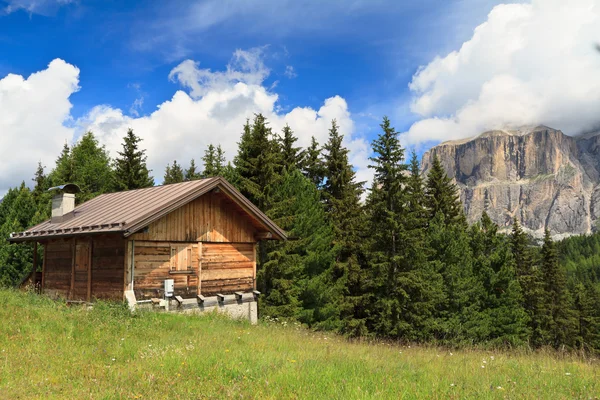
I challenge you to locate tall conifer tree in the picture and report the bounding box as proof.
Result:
[279,125,304,171]
[113,129,154,190]
[425,155,464,225]
[540,229,578,347]
[184,159,202,181]
[163,160,184,184]
[303,136,325,188]
[321,119,367,336]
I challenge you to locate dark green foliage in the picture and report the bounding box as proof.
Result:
[48,132,114,203]
[113,129,154,191]
[259,170,334,323]
[202,144,226,178]
[0,184,36,286]
[470,213,529,345]
[320,120,367,336]
[163,160,184,184]
[425,155,464,226]
[234,114,282,211]
[184,159,202,181]
[303,136,325,188]
[540,229,578,348]
[510,219,546,347]
[279,125,304,172]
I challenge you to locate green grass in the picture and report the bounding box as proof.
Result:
[0,289,598,399]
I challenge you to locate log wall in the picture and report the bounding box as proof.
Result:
[201,243,255,295]
[132,241,255,299]
[133,241,200,299]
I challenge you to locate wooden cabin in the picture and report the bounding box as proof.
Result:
[9,178,286,319]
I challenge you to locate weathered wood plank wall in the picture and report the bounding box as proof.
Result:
[91,235,125,300]
[201,243,255,295]
[129,192,257,243]
[42,235,125,301]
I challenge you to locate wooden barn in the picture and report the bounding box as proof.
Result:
[9,178,286,320]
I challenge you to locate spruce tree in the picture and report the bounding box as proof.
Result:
[259,169,334,322]
[511,218,546,347]
[303,136,325,188]
[320,119,367,336]
[163,160,184,184]
[540,229,578,348]
[50,142,73,186]
[202,144,217,177]
[365,116,410,337]
[279,125,304,171]
[215,145,226,175]
[113,128,154,190]
[184,159,202,181]
[470,213,529,345]
[233,114,282,211]
[425,155,464,225]
[51,132,113,202]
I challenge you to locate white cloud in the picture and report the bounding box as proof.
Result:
[284,65,297,79]
[2,0,74,15]
[79,49,368,187]
[0,59,79,194]
[402,0,600,145]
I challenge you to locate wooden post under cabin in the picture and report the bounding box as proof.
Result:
[70,238,76,300]
[32,242,38,290]
[87,238,93,302]
[41,242,46,291]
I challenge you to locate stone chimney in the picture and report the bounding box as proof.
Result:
[49,184,81,224]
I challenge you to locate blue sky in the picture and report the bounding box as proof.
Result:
[0,0,502,126]
[0,0,599,193]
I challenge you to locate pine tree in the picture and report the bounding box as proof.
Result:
[365,116,410,337]
[30,162,52,224]
[303,136,325,188]
[425,155,464,225]
[279,125,304,171]
[320,119,367,336]
[163,160,184,184]
[0,183,36,287]
[51,132,113,202]
[184,159,202,181]
[113,128,154,191]
[50,142,73,186]
[202,144,217,177]
[511,218,546,347]
[470,213,529,345]
[215,145,226,175]
[259,169,334,322]
[540,229,578,348]
[233,114,282,211]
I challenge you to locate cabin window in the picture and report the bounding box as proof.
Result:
[170,245,192,271]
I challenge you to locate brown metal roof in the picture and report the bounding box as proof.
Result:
[9,177,287,242]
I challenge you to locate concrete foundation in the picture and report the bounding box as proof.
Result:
[132,292,259,324]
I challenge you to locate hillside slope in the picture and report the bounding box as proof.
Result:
[423,125,600,238]
[0,290,598,399]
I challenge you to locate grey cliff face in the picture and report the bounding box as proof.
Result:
[422,126,600,239]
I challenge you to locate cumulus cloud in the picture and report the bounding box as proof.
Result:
[0,59,79,195]
[79,49,368,186]
[402,0,600,145]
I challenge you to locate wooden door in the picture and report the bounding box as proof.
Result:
[71,241,91,301]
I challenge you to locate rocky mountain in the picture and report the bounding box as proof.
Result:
[422,125,600,239]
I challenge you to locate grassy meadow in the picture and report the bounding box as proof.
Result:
[0,289,598,399]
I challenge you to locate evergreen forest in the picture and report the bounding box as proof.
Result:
[1,116,599,352]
